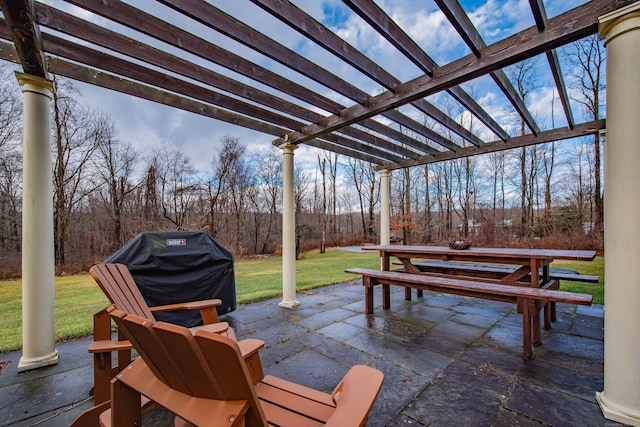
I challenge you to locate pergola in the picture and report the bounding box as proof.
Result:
[1,0,639,424]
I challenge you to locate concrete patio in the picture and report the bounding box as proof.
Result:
[0,280,618,426]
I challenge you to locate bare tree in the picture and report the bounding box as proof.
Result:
[150,140,199,231]
[506,58,539,237]
[347,157,378,240]
[52,78,106,265]
[0,63,22,257]
[93,127,138,249]
[564,34,605,233]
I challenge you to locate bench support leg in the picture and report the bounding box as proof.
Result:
[404,287,412,301]
[382,284,391,309]
[364,277,374,314]
[521,298,533,360]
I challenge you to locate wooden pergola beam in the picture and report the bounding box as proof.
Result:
[380,119,605,170]
[343,0,508,142]
[0,0,46,77]
[253,0,484,148]
[273,0,625,146]
[435,0,540,136]
[526,0,575,129]
[65,0,436,156]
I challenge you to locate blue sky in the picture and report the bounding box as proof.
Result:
[44,0,593,173]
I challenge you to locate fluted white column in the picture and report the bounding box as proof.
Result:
[16,72,58,372]
[597,4,640,425]
[379,169,391,246]
[279,144,299,308]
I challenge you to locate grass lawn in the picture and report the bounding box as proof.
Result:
[0,249,603,353]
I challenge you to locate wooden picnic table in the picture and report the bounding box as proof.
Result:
[358,245,597,357]
[363,245,596,288]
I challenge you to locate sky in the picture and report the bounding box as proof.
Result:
[39,0,592,174]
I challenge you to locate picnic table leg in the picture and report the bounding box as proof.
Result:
[404,287,412,301]
[544,302,552,330]
[382,284,391,309]
[532,309,542,346]
[364,277,374,314]
[417,289,423,297]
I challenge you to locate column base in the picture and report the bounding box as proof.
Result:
[18,349,59,372]
[279,299,300,309]
[597,391,640,426]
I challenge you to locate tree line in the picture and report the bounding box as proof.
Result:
[0,37,605,278]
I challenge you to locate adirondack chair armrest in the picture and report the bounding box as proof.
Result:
[238,338,266,383]
[149,298,222,324]
[324,365,384,427]
[88,339,133,353]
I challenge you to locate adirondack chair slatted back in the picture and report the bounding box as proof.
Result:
[90,263,155,320]
[111,309,268,426]
[111,310,221,400]
[192,329,267,426]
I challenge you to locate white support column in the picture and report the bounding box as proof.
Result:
[279,144,299,309]
[16,72,58,372]
[380,169,391,246]
[597,4,640,425]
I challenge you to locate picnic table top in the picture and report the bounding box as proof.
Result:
[362,245,597,262]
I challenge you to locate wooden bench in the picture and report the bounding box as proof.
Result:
[396,260,600,284]
[345,268,593,360]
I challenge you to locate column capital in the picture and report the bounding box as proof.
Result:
[599,2,640,42]
[15,72,54,98]
[278,143,298,154]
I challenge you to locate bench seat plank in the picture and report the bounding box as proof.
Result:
[403,260,599,283]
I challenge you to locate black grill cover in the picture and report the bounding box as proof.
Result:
[104,231,236,327]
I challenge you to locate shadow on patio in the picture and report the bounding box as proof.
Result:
[0,280,616,426]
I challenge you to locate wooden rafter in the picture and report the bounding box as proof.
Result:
[252,0,485,148]
[273,0,624,146]
[0,0,46,77]
[381,119,605,170]
[434,0,540,136]
[342,0,509,142]
[527,0,575,129]
[0,0,631,168]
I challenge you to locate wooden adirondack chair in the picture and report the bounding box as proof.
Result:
[98,309,383,427]
[88,263,238,405]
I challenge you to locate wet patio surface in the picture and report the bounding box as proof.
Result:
[0,280,619,426]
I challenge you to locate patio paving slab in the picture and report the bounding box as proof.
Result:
[0,280,619,426]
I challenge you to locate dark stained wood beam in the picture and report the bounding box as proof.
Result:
[434,0,540,136]
[526,0,575,129]
[342,0,508,142]
[65,0,434,155]
[0,0,47,77]
[252,0,484,148]
[274,0,625,146]
[529,0,548,31]
[546,49,575,129]
[379,119,605,170]
[33,4,420,161]
[39,33,405,163]
[156,0,462,152]
[40,52,386,165]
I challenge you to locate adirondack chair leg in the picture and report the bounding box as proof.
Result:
[92,309,114,405]
[110,376,142,427]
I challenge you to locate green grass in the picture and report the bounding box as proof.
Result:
[0,250,603,353]
[551,257,605,305]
